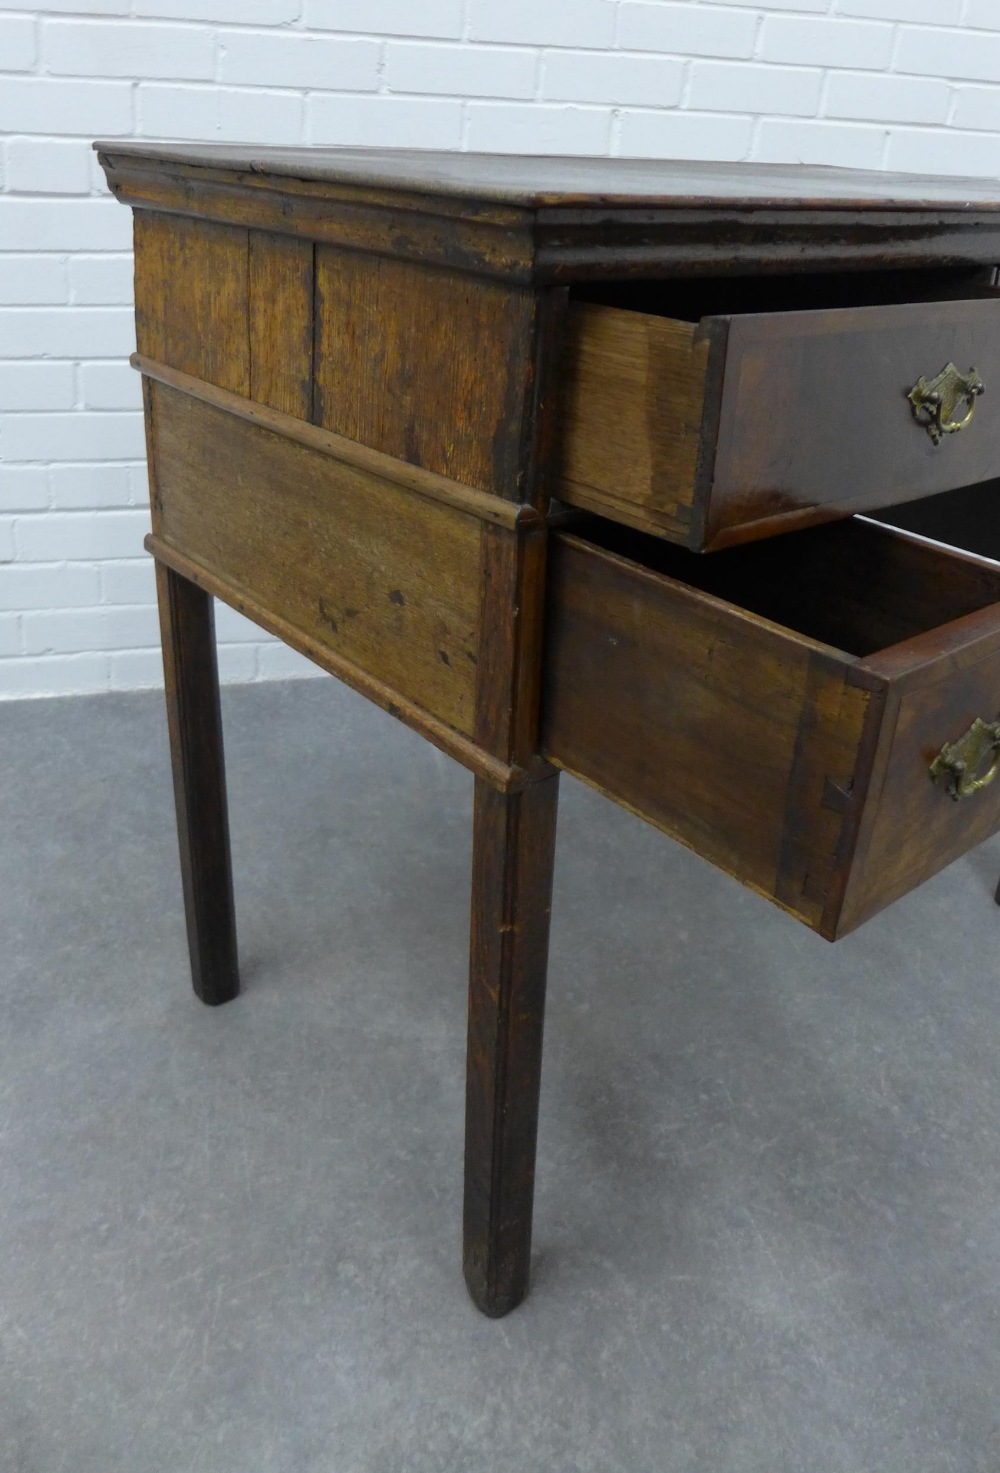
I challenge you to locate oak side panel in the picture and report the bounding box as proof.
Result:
[313,247,536,496]
[249,230,314,419]
[133,210,250,395]
[540,534,871,934]
[556,302,715,545]
[149,381,480,735]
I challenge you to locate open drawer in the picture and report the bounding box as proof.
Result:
[557,274,1000,553]
[541,514,1000,938]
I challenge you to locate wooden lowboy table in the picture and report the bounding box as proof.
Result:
[96,143,1000,1315]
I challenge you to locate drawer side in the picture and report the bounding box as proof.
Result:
[541,534,871,934]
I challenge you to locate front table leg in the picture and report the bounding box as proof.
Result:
[464,772,560,1316]
[155,562,240,1007]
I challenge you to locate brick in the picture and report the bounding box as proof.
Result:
[108,647,163,690]
[618,3,757,59]
[2,412,146,463]
[0,562,101,611]
[4,138,94,197]
[886,126,1000,177]
[0,307,135,358]
[542,51,683,108]
[14,510,150,562]
[0,652,109,699]
[0,200,132,252]
[68,255,133,306]
[307,95,462,149]
[0,0,127,10]
[469,0,614,49]
[0,78,133,135]
[0,519,14,562]
[304,0,462,39]
[220,31,379,90]
[965,0,1000,27]
[137,82,304,145]
[49,463,136,509]
[386,43,537,100]
[836,0,961,19]
[0,362,76,412]
[895,25,1000,82]
[135,0,299,20]
[759,15,894,70]
[255,642,324,680]
[465,102,612,155]
[23,603,161,655]
[618,109,753,161]
[826,72,950,126]
[79,362,143,411]
[0,15,36,71]
[100,559,155,604]
[754,118,887,170]
[217,644,259,684]
[42,19,215,80]
[688,62,822,118]
[953,86,1000,132]
[0,466,49,511]
[214,603,264,642]
[0,255,67,305]
[0,615,21,657]
[218,88,302,145]
[702,0,826,7]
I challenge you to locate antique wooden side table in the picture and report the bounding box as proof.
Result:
[95,143,1000,1316]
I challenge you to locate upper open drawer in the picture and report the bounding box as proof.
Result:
[556,279,1000,552]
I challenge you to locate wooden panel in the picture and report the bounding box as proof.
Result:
[314,247,536,496]
[134,210,249,394]
[556,302,717,544]
[249,230,313,419]
[540,531,872,934]
[148,381,481,736]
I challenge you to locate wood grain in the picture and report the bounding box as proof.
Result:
[155,563,239,1006]
[465,773,560,1317]
[314,247,536,496]
[134,210,250,395]
[148,380,481,736]
[557,301,719,544]
[249,230,313,418]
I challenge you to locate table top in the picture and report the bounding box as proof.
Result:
[94,142,1000,213]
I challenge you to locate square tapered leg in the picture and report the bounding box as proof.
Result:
[156,562,240,1007]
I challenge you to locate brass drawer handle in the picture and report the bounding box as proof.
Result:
[930,717,1000,800]
[908,363,985,446]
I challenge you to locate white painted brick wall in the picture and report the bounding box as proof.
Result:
[3,1,1000,700]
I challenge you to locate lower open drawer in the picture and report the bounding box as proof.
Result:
[541,515,1000,938]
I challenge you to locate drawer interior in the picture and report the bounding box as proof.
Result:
[572,266,999,322]
[565,512,1000,658]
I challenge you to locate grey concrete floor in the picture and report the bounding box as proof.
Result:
[2,677,1000,1472]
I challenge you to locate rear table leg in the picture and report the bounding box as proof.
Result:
[156,562,240,1006]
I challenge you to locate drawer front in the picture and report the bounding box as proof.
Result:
[541,523,1000,938]
[558,296,1000,552]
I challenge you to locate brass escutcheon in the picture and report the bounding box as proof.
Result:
[929,717,1000,801]
[908,362,985,446]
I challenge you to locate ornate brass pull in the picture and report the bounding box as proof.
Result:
[908,363,985,446]
[929,717,1000,801]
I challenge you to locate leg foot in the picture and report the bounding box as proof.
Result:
[464,773,559,1316]
[156,563,240,1006]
